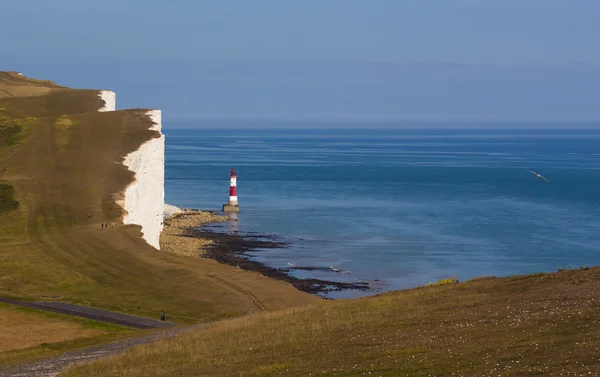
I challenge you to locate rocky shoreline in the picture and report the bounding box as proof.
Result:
[161,208,371,296]
[160,209,227,256]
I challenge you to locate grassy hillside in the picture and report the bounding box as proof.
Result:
[0,73,317,326]
[60,267,600,377]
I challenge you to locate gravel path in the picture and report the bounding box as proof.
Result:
[0,297,175,329]
[0,325,198,377]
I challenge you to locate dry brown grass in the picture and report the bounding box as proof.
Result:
[61,267,600,377]
[160,211,226,256]
[0,302,134,368]
[0,307,105,353]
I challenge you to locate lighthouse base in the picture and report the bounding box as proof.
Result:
[222,204,240,213]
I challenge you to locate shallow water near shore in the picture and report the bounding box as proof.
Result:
[164,125,600,298]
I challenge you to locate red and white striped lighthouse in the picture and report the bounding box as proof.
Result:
[222,168,240,212]
[228,169,238,205]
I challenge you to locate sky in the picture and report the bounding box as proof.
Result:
[1,1,600,124]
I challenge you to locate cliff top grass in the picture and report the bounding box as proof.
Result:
[0,71,63,99]
[0,73,317,330]
[61,267,600,377]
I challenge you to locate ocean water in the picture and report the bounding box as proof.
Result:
[164,126,600,298]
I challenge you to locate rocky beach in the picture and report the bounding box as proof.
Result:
[161,207,370,296]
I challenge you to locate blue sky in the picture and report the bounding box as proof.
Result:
[2,1,600,123]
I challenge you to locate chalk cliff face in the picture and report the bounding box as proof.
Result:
[98,90,116,112]
[96,90,165,250]
[121,110,165,249]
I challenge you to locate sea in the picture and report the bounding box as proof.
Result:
[164,125,600,298]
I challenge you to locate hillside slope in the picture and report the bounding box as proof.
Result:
[62,267,600,377]
[0,73,317,325]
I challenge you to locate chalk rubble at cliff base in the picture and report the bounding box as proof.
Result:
[160,209,227,256]
[163,204,183,219]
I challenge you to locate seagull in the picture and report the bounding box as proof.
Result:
[528,170,550,184]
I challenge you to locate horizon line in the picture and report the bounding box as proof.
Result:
[164,117,600,123]
[163,126,600,132]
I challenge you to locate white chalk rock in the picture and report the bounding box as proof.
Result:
[98,90,116,112]
[163,204,183,219]
[122,110,165,249]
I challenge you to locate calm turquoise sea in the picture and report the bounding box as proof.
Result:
[164,126,600,298]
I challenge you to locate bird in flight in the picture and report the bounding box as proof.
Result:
[528,170,550,184]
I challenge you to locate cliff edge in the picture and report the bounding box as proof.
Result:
[89,89,165,249]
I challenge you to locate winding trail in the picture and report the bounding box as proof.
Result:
[207,275,267,312]
[0,297,174,329]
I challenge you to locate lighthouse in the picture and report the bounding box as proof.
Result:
[222,168,240,213]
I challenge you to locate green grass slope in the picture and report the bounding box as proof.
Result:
[0,73,317,325]
[61,268,600,377]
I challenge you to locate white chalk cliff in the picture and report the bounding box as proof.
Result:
[98,90,116,112]
[96,91,165,249]
[121,110,165,249]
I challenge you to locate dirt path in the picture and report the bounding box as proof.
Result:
[207,275,266,312]
[0,297,174,329]
[0,325,197,377]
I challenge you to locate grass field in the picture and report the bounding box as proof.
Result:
[0,72,317,326]
[0,302,133,368]
[60,267,600,377]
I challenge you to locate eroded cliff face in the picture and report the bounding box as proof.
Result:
[121,110,165,249]
[98,90,116,112]
[96,91,165,249]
